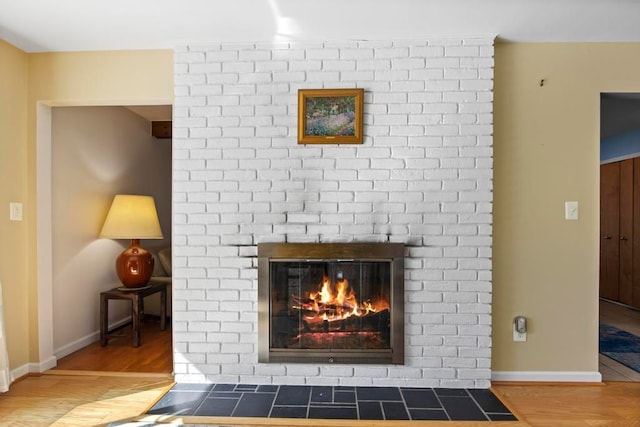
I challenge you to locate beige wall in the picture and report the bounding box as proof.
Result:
[0,48,174,371]
[27,50,173,105]
[493,43,640,372]
[0,40,30,372]
[5,39,640,375]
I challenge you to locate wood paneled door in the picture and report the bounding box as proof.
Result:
[600,161,620,301]
[633,157,640,308]
[619,159,633,304]
[600,157,640,308]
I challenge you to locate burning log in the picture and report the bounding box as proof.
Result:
[291,294,355,313]
[289,307,390,333]
[287,273,390,337]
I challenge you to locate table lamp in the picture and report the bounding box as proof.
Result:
[100,194,163,288]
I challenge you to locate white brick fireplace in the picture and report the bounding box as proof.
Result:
[172,38,494,388]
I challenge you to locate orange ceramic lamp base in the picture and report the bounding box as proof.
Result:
[116,239,154,287]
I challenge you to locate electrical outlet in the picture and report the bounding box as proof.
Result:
[513,324,527,342]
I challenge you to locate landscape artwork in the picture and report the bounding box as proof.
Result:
[298,89,364,144]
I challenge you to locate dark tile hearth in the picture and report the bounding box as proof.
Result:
[147,383,516,422]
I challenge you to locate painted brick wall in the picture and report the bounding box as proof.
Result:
[173,38,494,388]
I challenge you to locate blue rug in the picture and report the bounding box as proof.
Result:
[599,322,640,373]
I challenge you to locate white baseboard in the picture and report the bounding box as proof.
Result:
[36,356,57,372]
[9,356,58,384]
[492,371,603,383]
[10,364,29,382]
[8,317,132,387]
[54,316,132,360]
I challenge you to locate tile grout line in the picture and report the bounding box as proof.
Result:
[433,388,452,421]
[305,385,312,419]
[229,389,243,417]
[398,386,410,420]
[189,384,213,416]
[466,389,492,421]
[266,384,279,418]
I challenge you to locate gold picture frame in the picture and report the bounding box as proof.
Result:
[298,88,364,144]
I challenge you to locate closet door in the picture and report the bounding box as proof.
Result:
[619,159,633,305]
[634,157,640,308]
[600,162,620,301]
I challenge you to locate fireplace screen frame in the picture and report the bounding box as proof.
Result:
[258,243,404,365]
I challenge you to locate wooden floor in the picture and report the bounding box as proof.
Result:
[1,374,640,426]
[0,373,174,426]
[599,299,640,381]
[2,304,639,425]
[493,381,640,426]
[54,316,173,373]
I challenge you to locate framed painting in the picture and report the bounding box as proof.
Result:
[298,88,364,144]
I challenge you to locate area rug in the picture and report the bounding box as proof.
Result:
[599,322,640,373]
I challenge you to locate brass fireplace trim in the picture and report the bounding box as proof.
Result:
[258,242,405,365]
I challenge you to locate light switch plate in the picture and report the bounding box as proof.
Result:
[565,201,578,220]
[10,202,23,221]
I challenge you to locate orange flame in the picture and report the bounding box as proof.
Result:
[301,275,386,324]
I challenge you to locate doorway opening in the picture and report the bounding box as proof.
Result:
[37,103,173,375]
[599,92,640,381]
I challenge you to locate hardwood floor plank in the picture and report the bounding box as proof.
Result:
[3,373,640,426]
[54,317,172,373]
[0,374,173,426]
[600,299,640,336]
[493,382,640,426]
[599,299,640,382]
[599,354,640,381]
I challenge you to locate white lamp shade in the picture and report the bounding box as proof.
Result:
[100,194,163,239]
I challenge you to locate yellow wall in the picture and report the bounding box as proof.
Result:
[0,47,174,370]
[5,39,640,375]
[493,43,640,372]
[27,50,173,105]
[0,40,30,371]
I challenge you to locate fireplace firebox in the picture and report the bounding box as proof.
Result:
[258,243,404,364]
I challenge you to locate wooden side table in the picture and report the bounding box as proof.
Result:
[100,280,167,347]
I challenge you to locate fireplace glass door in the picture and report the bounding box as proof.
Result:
[258,243,404,365]
[271,260,392,352]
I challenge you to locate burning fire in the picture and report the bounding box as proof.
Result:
[292,275,389,324]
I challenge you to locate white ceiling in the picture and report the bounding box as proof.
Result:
[1,0,640,53]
